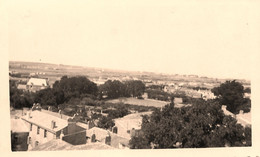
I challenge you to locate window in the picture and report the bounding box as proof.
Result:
[37,126,40,134]
[44,129,47,138]
[27,137,31,145]
[30,124,32,131]
[35,141,39,147]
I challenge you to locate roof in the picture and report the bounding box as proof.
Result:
[86,127,109,141]
[114,112,152,131]
[236,112,251,127]
[11,118,30,133]
[86,127,129,148]
[110,133,129,148]
[21,110,68,133]
[41,109,71,120]
[27,78,47,86]
[17,84,27,90]
[174,97,183,104]
[41,109,88,129]
[31,139,114,151]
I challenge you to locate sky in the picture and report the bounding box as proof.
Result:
[7,0,256,80]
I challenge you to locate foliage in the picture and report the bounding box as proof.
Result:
[129,135,151,149]
[146,89,193,103]
[9,80,34,109]
[102,102,156,114]
[99,80,127,99]
[99,80,146,99]
[53,76,98,101]
[34,76,98,107]
[129,100,251,149]
[97,116,115,129]
[146,89,172,101]
[34,88,57,107]
[211,80,250,114]
[191,86,209,91]
[125,80,146,97]
[146,85,164,91]
[244,87,251,93]
[107,105,129,119]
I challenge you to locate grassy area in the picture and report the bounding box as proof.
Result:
[106,97,169,108]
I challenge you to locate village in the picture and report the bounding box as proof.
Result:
[10,61,252,151]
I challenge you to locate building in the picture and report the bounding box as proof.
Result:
[221,105,251,127]
[114,112,152,139]
[197,89,216,100]
[236,110,251,128]
[17,84,27,91]
[20,104,86,150]
[26,78,49,92]
[31,139,114,151]
[86,127,129,149]
[11,118,30,151]
[174,97,183,104]
[244,93,251,99]
[142,92,148,99]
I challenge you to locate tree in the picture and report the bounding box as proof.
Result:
[125,80,146,97]
[107,104,129,119]
[53,76,98,101]
[97,116,115,129]
[34,88,57,107]
[244,87,251,93]
[129,135,151,149]
[9,80,34,109]
[211,80,249,114]
[129,100,251,149]
[99,80,126,99]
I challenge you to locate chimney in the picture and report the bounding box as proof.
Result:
[222,105,227,111]
[51,120,56,129]
[130,128,136,137]
[27,112,31,119]
[105,132,111,145]
[59,110,62,118]
[60,130,64,140]
[239,110,244,115]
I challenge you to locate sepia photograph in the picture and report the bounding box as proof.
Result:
[1,0,260,156]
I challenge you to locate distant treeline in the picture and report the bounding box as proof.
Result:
[10,76,146,109]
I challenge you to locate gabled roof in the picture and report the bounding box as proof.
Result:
[86,127,109,141]
[11,118,30,133]
[27,78,47,86]
[17,84,27,90]
[31,139,114,151]
[21,110,68,133]
[41,109,88,129]
[86,127,129,148]
[114,112,152,131]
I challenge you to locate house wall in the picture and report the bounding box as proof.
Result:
[62,130,86,145]
[114,121,131,139]
[26,122,56,149]
[27,85,47,92]
[11,132,29,151]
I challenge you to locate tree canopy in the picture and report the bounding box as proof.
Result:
[211,80,250,114]
[129,100,251,149]
[53,76,98,100]
[97,116,115,130]
[99,80,146,99]
[99,80,127,99]
[125,80,146,97]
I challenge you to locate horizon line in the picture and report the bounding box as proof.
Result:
[9,60,250,82]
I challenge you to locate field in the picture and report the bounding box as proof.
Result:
[106,97,169,108]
